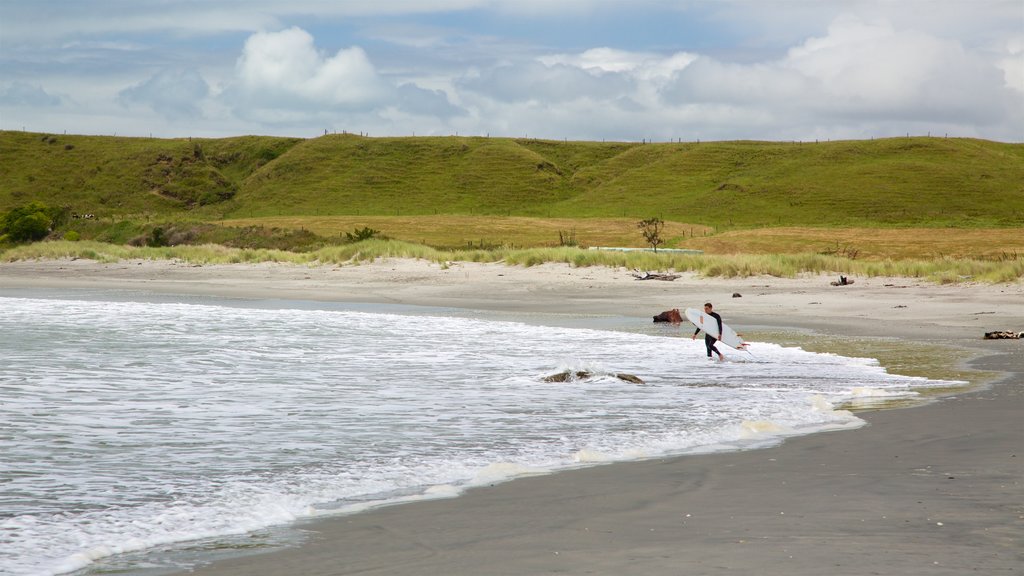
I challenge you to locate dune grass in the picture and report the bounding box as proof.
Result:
[4,239,1021,283]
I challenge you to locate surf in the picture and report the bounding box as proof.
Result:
[0,294,964,576]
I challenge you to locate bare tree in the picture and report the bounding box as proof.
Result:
[638,217,665,252]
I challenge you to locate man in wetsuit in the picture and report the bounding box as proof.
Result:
[692,302,725,361]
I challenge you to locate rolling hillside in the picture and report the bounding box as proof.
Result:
[1,130,1022,229]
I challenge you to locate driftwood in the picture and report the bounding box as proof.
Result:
[653,309,683,324]
[984,331,1023,340]
[632,270,681,281]
[830,275,855,286]
[543,370,645,385]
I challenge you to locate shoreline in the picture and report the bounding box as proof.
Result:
[3,258,1022,575]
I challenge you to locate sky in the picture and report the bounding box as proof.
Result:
[1,0,1022,142]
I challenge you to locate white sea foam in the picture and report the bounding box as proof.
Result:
[0,295,964,576]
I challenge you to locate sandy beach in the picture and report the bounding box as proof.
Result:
[2,258,1022,575]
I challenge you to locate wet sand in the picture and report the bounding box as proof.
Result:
[2,258,1022,575]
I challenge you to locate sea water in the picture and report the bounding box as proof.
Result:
[0,293,962,576]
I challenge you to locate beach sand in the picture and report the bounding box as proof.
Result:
[2,258,1022,575]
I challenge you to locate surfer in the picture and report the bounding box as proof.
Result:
[692,302,725,361]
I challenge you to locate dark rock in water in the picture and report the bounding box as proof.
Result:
[542,370,592,382]
[542,370,645,384]
[984,331,1023,340]
[653,308,683,323]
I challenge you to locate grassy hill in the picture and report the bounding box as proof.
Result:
[0,132,300,216]
[3,131,1022,228]
[2,131,1023,257]
[553,138,1024,227]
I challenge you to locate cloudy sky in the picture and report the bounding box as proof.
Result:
[1,0,1021,142]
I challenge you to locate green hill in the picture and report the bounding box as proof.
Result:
[0,132,300,216]
[1,130,1022,228]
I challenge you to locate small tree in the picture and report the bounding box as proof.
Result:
[1,201,54,242]
[345,226,380,242]
[7,212,50,242]
[638,217,665,252]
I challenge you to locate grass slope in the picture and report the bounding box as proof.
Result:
[3,131,1022,229]
[234,135,574,217]
[0,131,300,216]
[553,138,1024,227]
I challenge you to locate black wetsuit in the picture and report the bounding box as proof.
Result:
[694,311,723,358]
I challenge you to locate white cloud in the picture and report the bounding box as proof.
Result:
[0,82,62,107]
[998,36,1024,93]
[458,60,633,103]
[234,27,387,108]
[457,48,698,115]
[540,48,697,80]
[441,12,1024,142]
[119,69,210,119]
[781,15,1000,117]
[4,2,1021,141]
[0,1,487,42]
[61,40,147,52]
[660,14,1020,134]
[222,27,462,129]
[662,58,812,107]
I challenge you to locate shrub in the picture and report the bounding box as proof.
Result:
[64,230,81,242]
[345,226,381,242]
[8,212,50,242]
[146,227,169,247]
[1,202,54,242]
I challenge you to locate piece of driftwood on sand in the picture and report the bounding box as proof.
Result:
[632,270,681,281]
[983,330,1023,339]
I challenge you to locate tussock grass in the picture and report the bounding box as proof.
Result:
[4,240,1021,283]
[313,239,445,264]
[0,240,307,265]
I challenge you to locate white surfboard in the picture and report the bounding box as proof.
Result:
[685,308,748,351]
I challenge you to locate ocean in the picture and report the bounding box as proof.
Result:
[0,292,961,576]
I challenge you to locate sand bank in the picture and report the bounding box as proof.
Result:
[2,258,1022,575]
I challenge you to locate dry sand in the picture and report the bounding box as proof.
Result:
[2,258,1022,575]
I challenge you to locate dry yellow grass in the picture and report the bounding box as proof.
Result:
[218,215,712,249]
[682,227,1024,260]
[217,217,1022,260]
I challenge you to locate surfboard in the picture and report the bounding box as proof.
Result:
[684,308,748,351]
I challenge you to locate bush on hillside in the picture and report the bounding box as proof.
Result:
[147,227,169,247]
[0,201,70,243]
[345,226,381,242]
